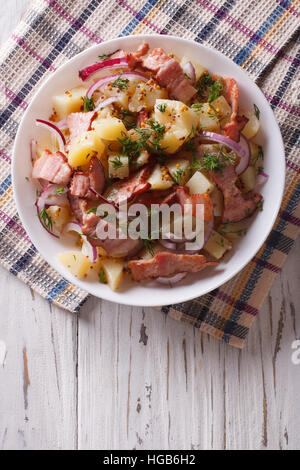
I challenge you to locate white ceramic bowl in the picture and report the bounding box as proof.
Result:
[12,35,285,307]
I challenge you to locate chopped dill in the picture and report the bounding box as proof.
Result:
[82,96,95,112]
[112,77,129,91]
[39,208,52,231]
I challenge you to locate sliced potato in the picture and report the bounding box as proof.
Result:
[186,170,214,194]
[155,99,198,131]
[166,158,190,185]
[210,95,232,129]
[210,187,223,217]
[160,128,187,154]
[52,86,87,120]
[93,117,126,141]
[154,99,198,153]
[129,83,168,112]
[58,251,92,279]
[240,165,256,191]
[46,205,70,234]
[101,258,124,291]
[241,112,260,139]
[68,130,105,167]
[147,163,174,190]
[204,230,232,260]
[195,103,221,132]
[108,154,129,179]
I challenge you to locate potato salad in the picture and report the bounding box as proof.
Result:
[30,42,266,291]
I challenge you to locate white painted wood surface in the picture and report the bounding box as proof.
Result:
[0,0,299,450]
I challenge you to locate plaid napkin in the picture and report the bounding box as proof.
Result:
[0,0,299,346]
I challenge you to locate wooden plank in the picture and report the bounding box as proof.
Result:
[0,267,78,449]
[78,237,300,450]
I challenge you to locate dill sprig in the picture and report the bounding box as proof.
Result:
[39,208,53,231]
[82,96,95,112]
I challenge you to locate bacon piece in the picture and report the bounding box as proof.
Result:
[68,194,86,224]
[134,188,177,207]
[222,78,248,142]
[114,166,152,205]
[32,149,72,185]
[142,48,197,103]
[210,164,262,223]
[80,200,142,258]
[128,252,217,281]
[67,111,95,145]
[70,156,105,199]
[111,42,149,68]
[176,186,213,222]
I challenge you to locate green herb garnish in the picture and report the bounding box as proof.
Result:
[111,155,123,169]
[208,78,223,102]
[86,207,97,214]
[172,167,184,185]
[157,103,167,113]
[254,104,260,120]
[98,54,111,61]
[196,73,214,99]
[82,96,95,112]
[112,77,129,91]
[99,269,106,283]
[191,103,204,111]
[39,208,52,231]
[55,187,65,195]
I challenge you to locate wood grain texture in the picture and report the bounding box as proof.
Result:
[0,0,299,450]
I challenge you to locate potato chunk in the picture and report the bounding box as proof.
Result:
[154,99,198,154]
[241,111,260,139]
[46,205,70,234]
[52,86,87,120]
[166,158,190,185]
[186,171,214,194]
[68,130,105,167]
[129,83,168,112]
[148,163,174,190]
[193,103,220,132]
[93,117,126,141]
[101,258,124,291]
[204,230,232,259]
[108,155,129,179]
[58,251,92,279]
[209,95,232,129]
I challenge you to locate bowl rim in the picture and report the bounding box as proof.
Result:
[12,34,285,307]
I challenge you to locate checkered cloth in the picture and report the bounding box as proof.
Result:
[0,0,299,346]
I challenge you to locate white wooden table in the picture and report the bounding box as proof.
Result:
[0,0,299,451]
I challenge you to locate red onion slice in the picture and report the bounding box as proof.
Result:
[256,171,269,185]
[182,61,196,85]
[66,221,98,263]
[94,96,118,112]
[36,183,68,238]
[89,187,119,211]
[65,221,82,234]
[200,131,250,175]
[36,119,66,153]
[86,72,149,98]
[156,272,187,285]
[79,58,129,81]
